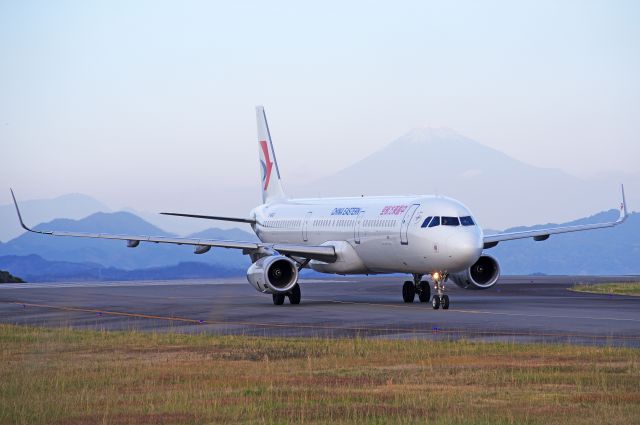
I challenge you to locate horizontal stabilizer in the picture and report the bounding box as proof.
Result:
[160,212,256,224]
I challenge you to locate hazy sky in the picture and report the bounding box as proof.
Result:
[1,0,639,215]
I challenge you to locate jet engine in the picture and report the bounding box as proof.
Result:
[450,255,500,290]
[247,255,299,294]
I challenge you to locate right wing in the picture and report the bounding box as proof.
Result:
[483,185,628,249]
[10,190,336,263]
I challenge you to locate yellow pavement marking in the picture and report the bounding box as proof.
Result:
[8,301,640,342]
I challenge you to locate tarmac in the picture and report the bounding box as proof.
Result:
[1,275,639,347]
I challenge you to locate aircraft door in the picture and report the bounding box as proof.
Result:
[400,204,420,245]
[302,212,312,242]
[354,210,366,244]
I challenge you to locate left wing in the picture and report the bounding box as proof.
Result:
[10,190,336,263]
[483,185,628,249]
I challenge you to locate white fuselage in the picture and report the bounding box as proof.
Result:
[250,195,484,275]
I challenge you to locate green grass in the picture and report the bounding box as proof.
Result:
[570,282,640,297]
[1,324,639,425]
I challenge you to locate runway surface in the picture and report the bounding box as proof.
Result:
[1,276,639,347]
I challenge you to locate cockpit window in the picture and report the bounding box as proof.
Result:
[421,216,433,228]
[428,216,440,227]
[460,216,475,226]
[441,216,460,226]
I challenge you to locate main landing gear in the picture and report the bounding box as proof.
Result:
[401,273,449,310]
[272,283,301,305]
[402,274,432,304]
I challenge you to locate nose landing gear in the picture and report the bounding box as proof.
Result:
[431,272,449,310]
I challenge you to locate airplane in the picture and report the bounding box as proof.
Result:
[11,106,629,309]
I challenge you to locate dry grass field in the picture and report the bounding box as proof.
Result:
[570,282,640,297]
[1,324,639,425]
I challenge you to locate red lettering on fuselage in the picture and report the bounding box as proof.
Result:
[380,205,408,215]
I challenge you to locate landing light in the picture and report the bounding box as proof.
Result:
[432,272,440,281]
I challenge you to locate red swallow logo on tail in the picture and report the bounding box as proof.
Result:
[259,140,273,190]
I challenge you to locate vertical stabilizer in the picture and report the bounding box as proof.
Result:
[256,106,287,203]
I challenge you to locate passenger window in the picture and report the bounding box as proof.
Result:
[428,216,440,227]
[442,216,460,226]
[421,216,433,228]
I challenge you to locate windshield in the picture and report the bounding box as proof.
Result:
[441,216,460,226]
[422,215,475,229]
[460,216,475,226]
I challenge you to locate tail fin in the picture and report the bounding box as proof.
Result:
[256,105,287,203]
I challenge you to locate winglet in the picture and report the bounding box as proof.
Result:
[10,189,31,232]
[10,189,47,234]
[619,184,628,223]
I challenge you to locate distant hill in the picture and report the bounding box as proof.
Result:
[0,193,110,242]
[0,269,24,283]
[124,208,247,238]
[0,254,241,282]
[487,211,640,275]
[1,193,256,242]
[305,128,638,229]
[0,211,256,270]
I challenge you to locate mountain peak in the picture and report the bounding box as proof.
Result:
[310,126,598,228]
[32,211,173,237]
[375,126,515,166]
[0,192,111,242]
[397,127,466,144]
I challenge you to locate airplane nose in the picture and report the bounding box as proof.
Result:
[445,231,483,271]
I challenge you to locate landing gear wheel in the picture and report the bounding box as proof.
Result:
[432,295,441,310]
[418,281,431,303]
[402,281,415,303]
[441,295,450,310]
[288,284,301,305]
[272,293,285,305]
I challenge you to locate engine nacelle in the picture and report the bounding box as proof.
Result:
[450,255,500,290]
[247,255,299,294]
